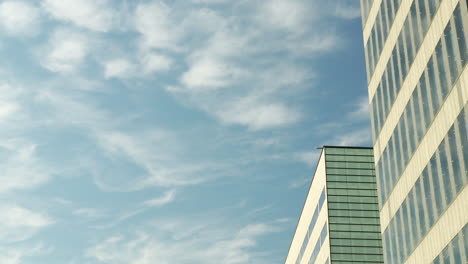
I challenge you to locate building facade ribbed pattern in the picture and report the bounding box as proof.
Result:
[285,147,383,264]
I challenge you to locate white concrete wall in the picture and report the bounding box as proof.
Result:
[285,150,328,264]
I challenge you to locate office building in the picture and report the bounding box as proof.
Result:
[361,0,468,263]
[285,146,384,264]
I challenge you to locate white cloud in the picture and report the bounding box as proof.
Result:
[41,29,89,73]
[0,205,52,243]
[0,243,53,264]
[181,58,243,89]
[187,27,248,62]
[73,208,105,218]
[0,83,24,123]
[333,128,372,146]
[134,1,179,50]
[192,0,229,4]
[141,53,172,74]
[288,33,339,55]
[259,0,308,31]
[0,102,19,121]
[143,190,176,207]
[104,59,134,79]
[42,0,115,32]
[334,2,361,20]
[294,151,320,167]
[0,251,20,264]
[0,1,40,36]
[217,97,301,131]
[349,96,370,120]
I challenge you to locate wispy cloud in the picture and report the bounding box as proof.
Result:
[143,189,176,207]
[94,129,209,190]
[0,242,53,264]
[0,205,53,243]
[0,141,53,193]
[92,190,178,229]
[73,208,106,218]
[86,219,281,264]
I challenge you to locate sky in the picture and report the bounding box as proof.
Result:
[0,0,371,263]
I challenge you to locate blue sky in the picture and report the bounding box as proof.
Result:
[0,0,371,263]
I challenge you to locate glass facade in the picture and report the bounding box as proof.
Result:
[375,4,468,206]
[325,147,384,264]
[432,224,468,263]
[362,0,468,263]
[382,105,468,263]
[369,0,444,139]
[360,0,375,26]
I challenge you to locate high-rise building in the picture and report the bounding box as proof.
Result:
[285,146,384,264]
[361,0,468,263]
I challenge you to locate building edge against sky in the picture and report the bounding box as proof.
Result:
[361,0,468,263]
[285,146,384,264]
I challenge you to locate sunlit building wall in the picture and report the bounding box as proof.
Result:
[361,0,468,263]
[285,146,384,264]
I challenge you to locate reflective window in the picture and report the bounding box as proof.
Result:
[449,121,464,192]
[422,168,435,228]
[403,19,414,63]
[376,3,468,207]
[402,199,413,254]
[408,188,419,245]
[430,153,444,216]
[368,0,444,140]
[444,20,459,85]
[382,105,468,260]
[419,73,433,129]
[412,86,424,140]
[400,115,409,165]
[427,0,437,16]
[427,56,440,115]
[414,178,427,235]
[433,225,468,263]
[417,0,429,31]
[411,1,421,46]
[439,138,455,204]
[435,41,450,100]
[406,100,417,154]
[458,110,468,186]
[454,6,467,64]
